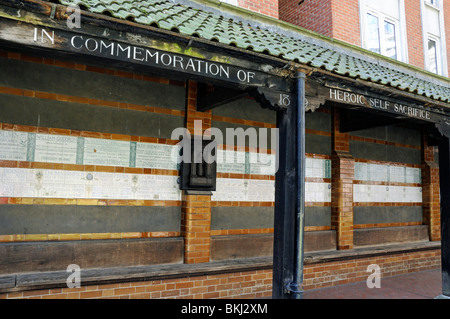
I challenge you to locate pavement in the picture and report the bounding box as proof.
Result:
[302,268,444,299]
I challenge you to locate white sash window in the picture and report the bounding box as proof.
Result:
[360,0,408,63]
[422,0,447,76]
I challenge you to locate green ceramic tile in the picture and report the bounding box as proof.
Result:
[53,0,449,103]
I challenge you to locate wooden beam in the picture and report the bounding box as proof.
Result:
[0,13,292,94]
[437,123,450,297]
[339,108,403,133]
[197,84,248,111]
[306,75,449,125]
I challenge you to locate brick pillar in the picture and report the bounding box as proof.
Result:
[331,108,354,250]
[180,80,213,264]
[181,194,212,264]
[422,132,441,241]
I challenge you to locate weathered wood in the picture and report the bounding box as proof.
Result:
[0,275,15,290]
[211,234,274,261]
[339,108,403,132]
[249,87,295,111]
[0,238,183,275]
[303,241,441,265]
[306,76,448,125]
[304,230,336,252]
[353,226,429,247]
[211,232,336,261]
[1,241,440,293]
[10,257,273,292]
[438,132,450,297]
[197,85,248,111]
[272,72,306,299]
[0,15,292,96]
[311,69,450,111]
[272,94,297,299]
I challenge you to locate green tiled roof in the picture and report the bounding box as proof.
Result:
[56,0,449,103]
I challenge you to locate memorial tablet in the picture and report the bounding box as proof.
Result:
[34,134,78,164]
[0,130,28,161]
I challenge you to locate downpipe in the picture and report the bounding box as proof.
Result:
[286,71,306,299]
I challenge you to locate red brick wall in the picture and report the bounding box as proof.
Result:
[0,248,440,299]
[238,0,279,18]
[405,0,425,69]
[331,108,354,250]
[279,0,450,74]
[330,0,361,46]
[422,133,441,242]
[182,194,212,264]
[279,0,333,37]
[279,0,360,45]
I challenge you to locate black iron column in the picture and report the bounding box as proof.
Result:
[439,132,450,297]
[273,72,306,299]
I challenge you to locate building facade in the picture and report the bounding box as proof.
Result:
[279,0,449,77]
[0,0,449,300]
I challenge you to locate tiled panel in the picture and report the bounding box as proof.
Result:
[135,142,178,170]
[0,129,335,202]
[212,178,275,202]
[83,138,131,167]
[306,158,331,178]
[0,130,29,161]
[0,130,179,170]
[213,157,331,202]
[354,162,422,203]
[248,152,277,175]
[353,184,422,203]
[217,150,247,174]
[305,182,332,202]
[355,162,421,183]
[0,167,181,201]
[212,180,331,203]
[0,130,281,174]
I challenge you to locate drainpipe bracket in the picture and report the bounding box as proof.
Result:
[285,282,304,294]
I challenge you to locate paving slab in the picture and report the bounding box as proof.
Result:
[303,269,442,299]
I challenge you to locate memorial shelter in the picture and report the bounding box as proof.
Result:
[0,0,449,299]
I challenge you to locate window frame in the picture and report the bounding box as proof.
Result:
[421,0,448,76]
[219,0,238,5]
[424,0,439,9]
[426,36,440,74]
[359,0,408,63]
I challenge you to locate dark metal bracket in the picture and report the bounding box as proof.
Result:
[179,137,217,192]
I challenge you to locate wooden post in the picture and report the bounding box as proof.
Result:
[331,108,354,250]
[272,72,306,299]
[438,133,450,296]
